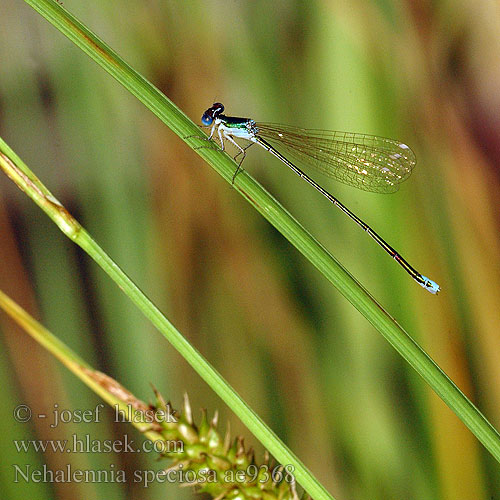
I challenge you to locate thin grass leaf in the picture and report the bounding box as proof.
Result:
[0,137,335,500]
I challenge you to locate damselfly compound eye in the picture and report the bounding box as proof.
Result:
[201,113,214,126]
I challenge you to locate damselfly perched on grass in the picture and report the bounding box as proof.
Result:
[199,102,440,294]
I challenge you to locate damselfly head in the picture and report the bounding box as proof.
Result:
[201,102,225,126]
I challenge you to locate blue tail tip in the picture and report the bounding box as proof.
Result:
[421,276,440,294]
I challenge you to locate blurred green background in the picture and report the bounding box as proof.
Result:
[1,0,500,499]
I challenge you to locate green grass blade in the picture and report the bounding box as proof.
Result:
[0,137,335,500]
[0,287,311,500]
[15,0,500,469]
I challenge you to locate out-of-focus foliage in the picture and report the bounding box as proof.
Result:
[0,1,499,499]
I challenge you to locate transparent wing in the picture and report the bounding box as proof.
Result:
[255,123,416,193]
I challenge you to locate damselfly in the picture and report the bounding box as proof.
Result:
[199,102,440,294]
